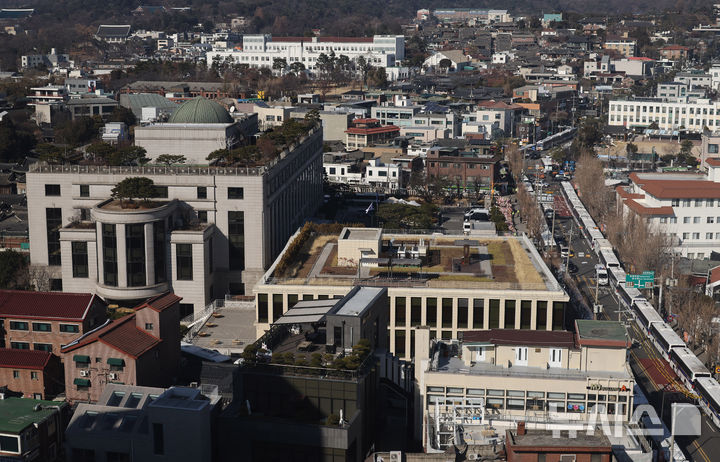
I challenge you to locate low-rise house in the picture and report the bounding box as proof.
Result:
[426,145,499,191]
[0,348,62,399]
[0,396,69,461]
[365,158,403,190]
[345,118,400,149]
[0,290,107,356]
[95,25,131,43]
[60,293,181,403]
[423,50,471,72]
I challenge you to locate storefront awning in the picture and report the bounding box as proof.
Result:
[73,378,91,387]
[73,355,90,363]
[107,358,125,367]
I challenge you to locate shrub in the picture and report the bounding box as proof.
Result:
[326,413,340,426]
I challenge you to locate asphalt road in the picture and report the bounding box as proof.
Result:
[555,186,719,462]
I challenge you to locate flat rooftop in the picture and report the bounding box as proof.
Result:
[341,227,381,240]
[575,320,627,343]
[265,229,562,292]
[192,302,257,355]
[334,286,384,316]
[508,428,611,448]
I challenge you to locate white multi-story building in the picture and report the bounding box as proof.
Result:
[365,158,402,190]
[608,97,720,132]
[207,34,404,72]
[616,163,720,258]
[26,126,324,317]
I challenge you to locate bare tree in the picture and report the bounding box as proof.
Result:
[506,144,524,183]
[28,266,52,292]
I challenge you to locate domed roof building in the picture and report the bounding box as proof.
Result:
[134,97,258,164]
[168,97,234,124]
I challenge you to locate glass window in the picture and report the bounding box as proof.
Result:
[272,294,283,321]
[472,299,484,329]
[46,208,62,266]
[552,302,565,330]
[154,220,166,284]
[126,224,146,287]
[489,299,500,328]
[457,298,468,328]
[176,244,193,281]
[442,298,453,328]
[467,388,484,395]
[395,330,406,357]
[45,184,60,196]
[197,186,207,199]
[102,224,118,286]
[257,294,268,323]
[228,211,245,271]
[426,298,437,327]
[34,343,52,352]
[520,301,532,329]
[60,324,79,333]
[10,342,29,349]
[410,297,422,326]
[228,187,244,199]
[395,297,406,326]
[10,321,28,330]
[71,241,89,278]
[80,184,89,197]
[504,300,516,328]
[32,322,51,332]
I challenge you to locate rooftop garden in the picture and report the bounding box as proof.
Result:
[207,116,319,167]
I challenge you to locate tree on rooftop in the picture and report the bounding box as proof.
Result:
[111,177,158,207]
[109,146,150,166]
[155,154,187,166]
[207,148,233,165]
[107,106,136,127]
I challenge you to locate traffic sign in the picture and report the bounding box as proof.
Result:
[626,271,655,289]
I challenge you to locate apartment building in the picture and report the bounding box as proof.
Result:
[608,97,720,133]
[0,290,107,355]
[60,293,181,403]
[253,228,569,360]
[616,164,720,258]
[603,39,637,57]
[675,70,711,87]
[0,348,62,399]
[26,123,323,316]
[65,384,221,462]
[207,34,404,71]
[414,320,633,451]
[365,158,403,190]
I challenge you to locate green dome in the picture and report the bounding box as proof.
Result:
[168,97,233,124]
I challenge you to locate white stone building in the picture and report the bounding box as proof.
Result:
[26,126,324,317]
[616,164,720,258]
[608,97,720,133]
[207,34,404,72]
[365,158,403,190]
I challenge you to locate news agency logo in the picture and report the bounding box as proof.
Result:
[546,403,702,439]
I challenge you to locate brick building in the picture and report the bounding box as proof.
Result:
[60,293,181,403]
[505,424,613,462]
[0,348,62,399]
[0,291,107,356]
[345,118,400,149]
[425,145,501,191]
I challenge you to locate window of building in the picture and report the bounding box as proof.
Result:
[31,372,39,380]
[426,298,437,327]
[72,241,89,278]
[489,299,500,328]
[457,298,469,329]
[694,217,701,224]
[9,321,28,330]
[683,217,690,224]
[176,243,193,281]
[60,324,79,333]
[102,224,118,286]
[145,323,153,330]
[10,342,29,349]
[196,210,208,223]
[709,217,715,224]
[32,322,51,332]
[683,200,691,207]
[153,220,166,284]
[708,199,715,207]
[228,187,244,199]
[79,184,90,197]
[197,186,207,199]
[34,344,52,352]
[46,208,62,266]
[441,298,453,328]
[153,423,165,455]
[683,232,690,239]
[45,184,60,196]
[228,211,245,271]
[410,297,422,326]
[12,371,19,379]
[473,299,484,329]
[693,232,700,239]
[504,300,516,329]
[395,297,406,326]
[126,223,146,287]
[695,199,703,207]
[395,330,406,357]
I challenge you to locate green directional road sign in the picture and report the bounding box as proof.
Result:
[626,271,655,289]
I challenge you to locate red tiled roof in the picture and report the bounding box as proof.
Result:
[346,126,400,135]
[134,293,182,313]
[0,348,51,370]
[463,329,575,347]
[627,57,655,61]
[624,198,675,216]
[0,290,101,321]
[476,100,522,110]
[661,45,689,51]
[706,157,720,167]
[61,315,160,359]
[615,185,644,200]
[708,265,720,284]
[629,172,720,199]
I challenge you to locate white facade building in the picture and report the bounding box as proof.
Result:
[616,164,720,258]
[365,158,402,190]
[207,34,404,71]
[608,98,720,133]
[26,127,324,317]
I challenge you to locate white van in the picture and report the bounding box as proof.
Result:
[595,264,609,285]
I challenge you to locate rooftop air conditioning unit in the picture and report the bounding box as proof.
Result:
[109,373,118,380]
[389,451,401,461]
[80,370,89,377]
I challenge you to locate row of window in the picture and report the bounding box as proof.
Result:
[428,395,628,415]
[670,199,720,207]
[9,321,78,333]
[10,342,53,352]
[11,370,40,380]
[428,162,491,169]
[47,184,243,201]
[660,216,720,224]
[680,232,718,240]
